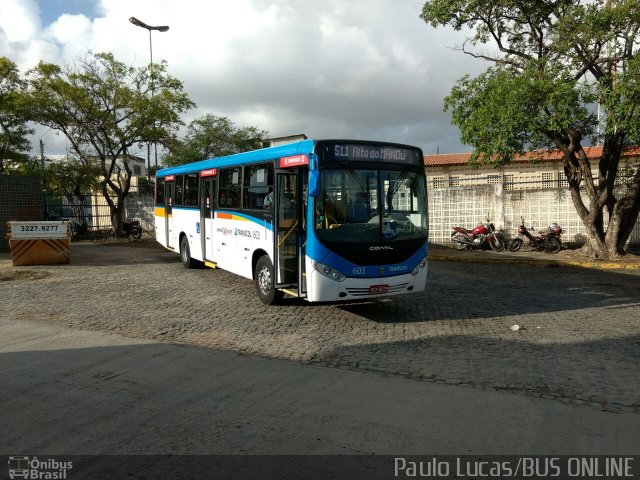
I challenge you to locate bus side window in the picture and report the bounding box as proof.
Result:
[243,162,274,210]
[184,173,199,207]
[174,175,184,206]
[218,188,228,207]
[156,178,165,205]
[219,167,241,209]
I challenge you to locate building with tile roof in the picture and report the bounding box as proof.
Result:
[424,146,640,190]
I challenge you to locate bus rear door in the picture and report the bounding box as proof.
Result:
[200,170,216,263]
[164,176,174,248]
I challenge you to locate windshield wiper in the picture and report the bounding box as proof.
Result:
[392,168,411,195]
[341,162,370,198]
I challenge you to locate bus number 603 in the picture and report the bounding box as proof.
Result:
[353,266,366,276]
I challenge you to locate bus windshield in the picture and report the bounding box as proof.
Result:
[314,167,427,243]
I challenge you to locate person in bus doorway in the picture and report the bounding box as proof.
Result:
[263,188,274,209]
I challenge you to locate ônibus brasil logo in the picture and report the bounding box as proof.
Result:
[7,456,73,479]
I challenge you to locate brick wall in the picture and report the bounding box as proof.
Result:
[0,176,43,252]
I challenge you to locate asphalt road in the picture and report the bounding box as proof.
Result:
[1,318,638,457]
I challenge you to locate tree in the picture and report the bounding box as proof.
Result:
[12,155,99,199]
[0,57,33,174]
[164,114,267,166]
[44,159,102,199]
[421,0,640,259]
[27,52,195,234]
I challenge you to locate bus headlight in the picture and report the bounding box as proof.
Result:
[410,257,427,276]
[312,261,346,282]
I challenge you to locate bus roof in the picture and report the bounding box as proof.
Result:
[155,138,423,178]
[156,138,317,178]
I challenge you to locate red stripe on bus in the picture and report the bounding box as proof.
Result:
[217,212,233,219]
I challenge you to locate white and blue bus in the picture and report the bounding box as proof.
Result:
[154,139,428,304]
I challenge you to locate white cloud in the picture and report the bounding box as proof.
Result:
[1,0,481,157]
[0,0,40,42]
[48,14,93,45]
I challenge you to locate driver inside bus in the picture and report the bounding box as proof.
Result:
[263,188,273,209]
[264,188,294,210]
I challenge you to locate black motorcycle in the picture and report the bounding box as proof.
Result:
[508,218,562,253]
[122,219,143,239]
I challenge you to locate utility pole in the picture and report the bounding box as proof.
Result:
[129,16,170,191]
[40,139,45,171]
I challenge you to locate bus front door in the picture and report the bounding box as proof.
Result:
[274,171,300,292]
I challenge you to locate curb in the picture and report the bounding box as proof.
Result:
[428,253,640,271]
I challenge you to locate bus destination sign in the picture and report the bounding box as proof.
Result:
[324,143,420,165]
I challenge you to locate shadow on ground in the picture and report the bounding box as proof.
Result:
[69,240,178,267]
[310,332,640,414]
[333,260,640,322]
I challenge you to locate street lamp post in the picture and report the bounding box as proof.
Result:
[129,16,169,192]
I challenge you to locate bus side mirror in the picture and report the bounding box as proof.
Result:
[309,169,319,197]
[308,153,320,197]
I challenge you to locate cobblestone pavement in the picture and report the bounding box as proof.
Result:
[1,240,639,414]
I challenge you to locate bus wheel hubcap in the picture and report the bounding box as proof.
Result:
[258,268,270,293]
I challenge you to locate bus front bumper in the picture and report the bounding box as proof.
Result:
[305,264,428,303]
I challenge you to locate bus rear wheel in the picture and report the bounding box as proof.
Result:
[255,256,284,305]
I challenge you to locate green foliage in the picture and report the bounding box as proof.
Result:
[44,159,102,198]
[26,51,195,229]
[9,156,41,177]
[28,52,195,169]
[444,65,597,166]
[11,155,101,197]
[0,57,34,173]
[421,0,640,257]
[164,114,268,166]
[421,0,640,161]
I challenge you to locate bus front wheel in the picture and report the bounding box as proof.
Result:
[255,256,284,305]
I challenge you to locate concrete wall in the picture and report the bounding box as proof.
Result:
[125,194,154,234]
[0,176,44,252]
[428,182,640,247]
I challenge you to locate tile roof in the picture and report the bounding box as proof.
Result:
[424,145,640,166]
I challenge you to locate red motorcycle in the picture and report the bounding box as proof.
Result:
[508,218,562,253]
[451,220,506,251]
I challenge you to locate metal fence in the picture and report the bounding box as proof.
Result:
[428,178,640,246]
[43,193,155,234]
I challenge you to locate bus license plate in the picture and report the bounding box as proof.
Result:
[369,284,389,294]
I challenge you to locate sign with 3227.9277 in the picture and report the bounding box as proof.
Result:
[9,221,71,239]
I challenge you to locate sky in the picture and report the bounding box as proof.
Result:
[0,0,483,160]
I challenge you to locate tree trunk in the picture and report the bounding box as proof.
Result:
[111,198,126,236]
[574,189,640,259]
[580,222,610,259]
[560,140,640,260]
[606,186,640,256]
